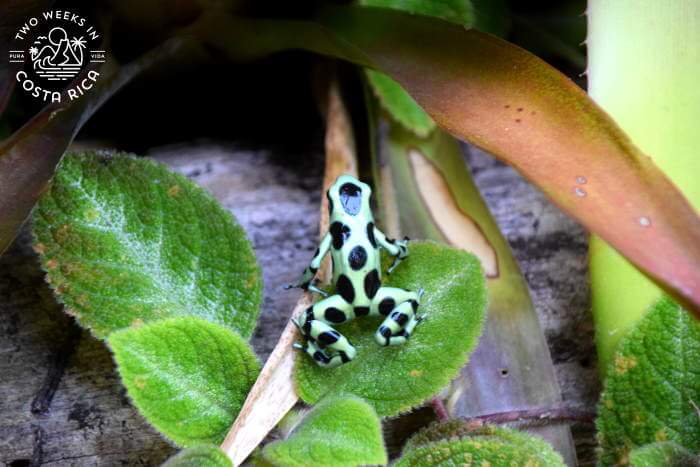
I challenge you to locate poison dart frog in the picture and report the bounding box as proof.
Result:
[286,174,425,368]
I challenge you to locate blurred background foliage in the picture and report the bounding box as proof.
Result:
[1,0,586,151]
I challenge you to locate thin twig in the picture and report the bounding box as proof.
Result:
[220,67,358,466]
[463,405,596,426]
[431,397,450,422]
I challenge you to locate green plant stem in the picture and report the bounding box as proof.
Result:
[371,120,576,464]
[587,1,700,371]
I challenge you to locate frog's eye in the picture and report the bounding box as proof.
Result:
[339,182,363,215]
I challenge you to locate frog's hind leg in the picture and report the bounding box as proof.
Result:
[294,294,354,332]
[293,320,356,368]
[371,287,425,346]
[291,294,356,368]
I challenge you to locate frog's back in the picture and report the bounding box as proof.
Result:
[329,214,381,307]
[326,175,382,308]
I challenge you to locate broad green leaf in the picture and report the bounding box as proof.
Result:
[397,423,565,466]
[109,317,260,446]
[294,241,487,417]
[163,445,232,467]
[629,442,698,467]
[261,395,387,467]
[597,298,700,465]
[365,70,435,137]
[32,151,262,339]
[194,5,700,315]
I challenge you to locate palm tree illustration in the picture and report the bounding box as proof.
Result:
[69,36,87,65]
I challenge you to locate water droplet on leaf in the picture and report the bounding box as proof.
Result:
[573,187,587,197]
[576,176,587,184]
[638,216,651,227]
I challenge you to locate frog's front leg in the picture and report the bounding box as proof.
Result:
[285,232,332,294]
[371,224,409,274]
[371,286,425,346]
[292,294,357,368]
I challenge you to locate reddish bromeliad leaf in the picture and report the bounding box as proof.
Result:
[2,5,698,315]
[193,6,700,314]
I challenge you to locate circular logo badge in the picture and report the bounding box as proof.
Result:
[9,10,105,103]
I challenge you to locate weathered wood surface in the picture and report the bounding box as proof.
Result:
[0,142,598,466]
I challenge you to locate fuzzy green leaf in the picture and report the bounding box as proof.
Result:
[397,423,565,466]
[32,151,262,339]
[401,419,495,453]
[629,442,698,467]
[597,298,700,465]
[294,241,487,417]
[109,317,260,446]
[261,395,386,467]
[163,445,232,467]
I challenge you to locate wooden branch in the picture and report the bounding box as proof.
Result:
[219,69,358,465]
[219,295,312,465]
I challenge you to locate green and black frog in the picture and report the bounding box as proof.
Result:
[286,174,425,368]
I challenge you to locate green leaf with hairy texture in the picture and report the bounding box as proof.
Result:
[629,442,698,467]
[295,241,487,417]
[402,420,494,453]
[365,70,436,137]
[32,151,262,339]
[261,395,386,467]
[397,423,565,466]
[597,297,700,466]
[109,317,259,446]
[163,445,232,467]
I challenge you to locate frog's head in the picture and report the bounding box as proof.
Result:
[327,174,373,220]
